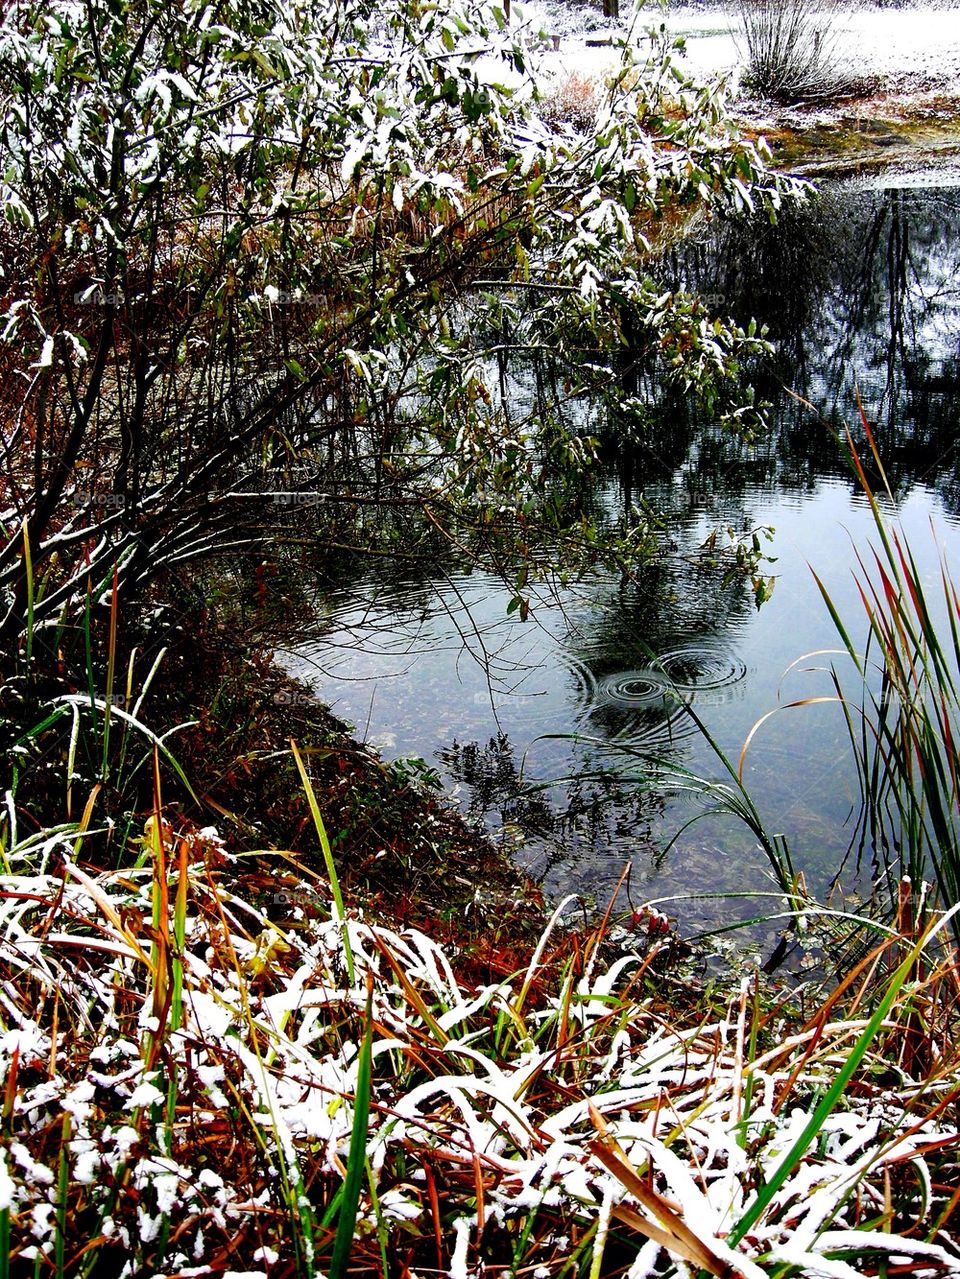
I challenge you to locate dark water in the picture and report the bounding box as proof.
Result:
[281,177,960,953]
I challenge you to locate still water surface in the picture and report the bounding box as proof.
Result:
[282,178,960,944]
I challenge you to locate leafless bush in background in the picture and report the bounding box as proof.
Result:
[735,0,860,102]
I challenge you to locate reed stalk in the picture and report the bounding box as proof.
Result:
[813,413,960,940]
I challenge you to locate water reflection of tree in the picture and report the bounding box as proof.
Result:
[652,186,960,512]
[285,184,960,894]
[438,732,662,889]
[566,527,753,664]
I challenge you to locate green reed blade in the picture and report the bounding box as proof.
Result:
[328,978,374,1279]
[291,738,355,985]
[22,523,34,668]
[55,1113,70,1279]
[729,908,956,1247]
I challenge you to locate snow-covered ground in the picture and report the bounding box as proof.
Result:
[523,0,960,103]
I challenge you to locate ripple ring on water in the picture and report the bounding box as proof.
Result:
[608,702,697,750]
[656,646,747,691]
[595,669,672,709]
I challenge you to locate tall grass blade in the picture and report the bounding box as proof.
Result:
[365,1160,390,1279]
[71,784,100,859]
[0,1048,16,1279]
[0,1198,7,1279]
[101,565,118,779]
[729,903,960,1246]
[22,523,34,667]
[171,836,188,1034]
[55,1113,70,1279]
[147,748,170,1065]
[83,579,96,709]
[290,738,355,985]
[821,419,960,938]
[328,976,374,1279]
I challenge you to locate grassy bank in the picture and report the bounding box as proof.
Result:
[744,109,960,177]
[2,775,959,1276]
[2,558,960,1275]
[4,574,552,962]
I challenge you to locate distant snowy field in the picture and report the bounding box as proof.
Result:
[519,0,960,99]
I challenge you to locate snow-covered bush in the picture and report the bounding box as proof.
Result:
[736,0,861,102]
[0,0,798,661]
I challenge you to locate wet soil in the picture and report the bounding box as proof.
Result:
[739,94,960,177]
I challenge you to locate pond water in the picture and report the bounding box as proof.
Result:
[280,176,960,954]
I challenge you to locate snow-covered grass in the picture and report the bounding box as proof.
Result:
[1,809,959,1276]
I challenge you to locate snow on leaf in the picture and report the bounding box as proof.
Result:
[33,335,54,368]
[0,1149,16,1213]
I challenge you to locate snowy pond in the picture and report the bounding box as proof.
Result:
[280,176,960,953]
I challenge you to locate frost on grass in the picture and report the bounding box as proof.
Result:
[0,828,958,1276]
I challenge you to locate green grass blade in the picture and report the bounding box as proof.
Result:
[22,523,34,668]
[15,704,70,747]
[0,1047,15,1279]
[55,697,201,805]
[0,1203,8,1279]
[811,566,862,674]
[328,978,374,1279]
[101,565,118,779]
[365,1158,390,1279]
[83,582,96,710]
[291,738,355,985]
[55,1112,70,1279]
[729,907,958,1246]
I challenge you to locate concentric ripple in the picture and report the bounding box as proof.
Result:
[606,703,697,752]
[656,645,747,692]
[594,669,672,709]
[563,653,601,715]
[578,667,696,754]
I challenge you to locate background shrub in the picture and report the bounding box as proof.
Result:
[736,0,859,103]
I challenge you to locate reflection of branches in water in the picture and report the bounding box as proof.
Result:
[440,735,555,830]
[438,732,662,887]
[644,185,960,511]
[787,188,960,455]
[298,566,589,690]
